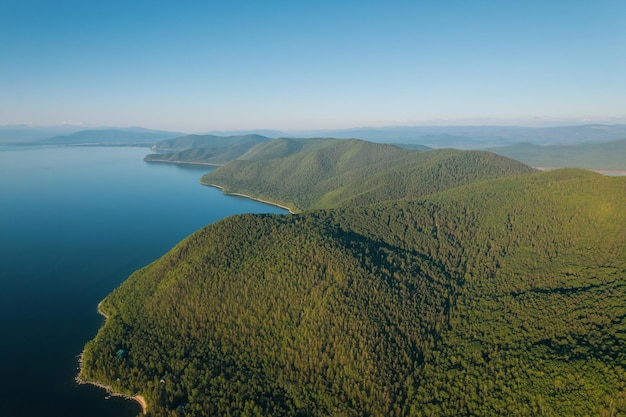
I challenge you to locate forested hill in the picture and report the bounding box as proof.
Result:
[144,134,271,165]
[201,138,535,212]
[80,169,626,416]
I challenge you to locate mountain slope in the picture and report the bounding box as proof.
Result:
[150,134,271,152]
[144,134,271,165]
[80,169,626,416]
[201,138,535,212]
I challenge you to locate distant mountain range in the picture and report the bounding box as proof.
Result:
[143,126,625,173]
[3,124,625,149]
[0,126,182,145]
[0,125,84,142]
[3,124,624,173]
[205,124,626,148]
[487,138,626,172]
[287,124,626,148]
[45,128,183,145]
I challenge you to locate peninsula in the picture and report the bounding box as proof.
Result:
[81,138,626,416]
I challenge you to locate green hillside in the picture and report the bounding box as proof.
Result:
[487,138,626,172]
[145,134,271,165]
[80,168,626,416]
[202,138,535,212]
[237,137,345,161]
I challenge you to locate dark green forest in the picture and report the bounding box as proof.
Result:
[81,139,626,416]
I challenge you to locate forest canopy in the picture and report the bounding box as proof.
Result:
[81,139,626,417]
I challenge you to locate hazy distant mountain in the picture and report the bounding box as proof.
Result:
[487,138,626,172]
[8,123,623,149]
[45,128,183,146]
[204,129,286,138]
[0,125,84,143]
[290,124,626,148]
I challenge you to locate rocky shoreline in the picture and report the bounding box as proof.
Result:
[75,302,147,415]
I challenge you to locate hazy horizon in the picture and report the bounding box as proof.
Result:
[4,118,626,135]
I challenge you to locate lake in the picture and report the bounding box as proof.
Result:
[0,145,287,417]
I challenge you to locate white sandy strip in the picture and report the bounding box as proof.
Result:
[145,158,223,167]
[202,182,295,213]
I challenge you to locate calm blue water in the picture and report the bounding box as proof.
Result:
[0,146,286,417]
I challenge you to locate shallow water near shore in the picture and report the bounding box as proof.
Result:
[0,145,287,417]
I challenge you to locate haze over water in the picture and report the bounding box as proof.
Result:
[0,145,286,417]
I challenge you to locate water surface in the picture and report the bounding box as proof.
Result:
[0,146,286,417]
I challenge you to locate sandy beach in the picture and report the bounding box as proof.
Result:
[133,395,147,414]
[75,364,148,415]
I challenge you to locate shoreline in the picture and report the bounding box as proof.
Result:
[76,301,147,415]
[77,179,291,416]
[144,157,224,167]
[201,182,295,214]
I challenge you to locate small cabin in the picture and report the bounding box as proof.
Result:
[115,349,129,358]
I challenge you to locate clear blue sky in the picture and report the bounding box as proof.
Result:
[1,0,625,132]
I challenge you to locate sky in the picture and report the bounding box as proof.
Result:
[1,0,625,132]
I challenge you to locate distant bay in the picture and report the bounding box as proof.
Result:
[0,145,286,417]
